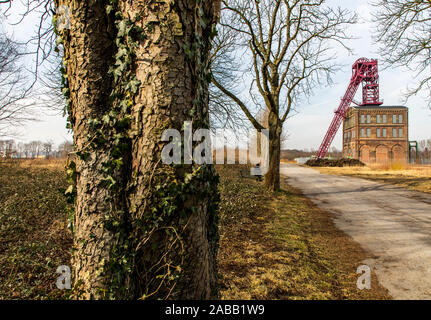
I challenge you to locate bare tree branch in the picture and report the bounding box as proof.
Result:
[0,22,39,136]
[211,0,356,190]
[372,0,431,105]
[214,0,356,127]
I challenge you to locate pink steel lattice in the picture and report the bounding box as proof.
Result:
[316,58,383,159]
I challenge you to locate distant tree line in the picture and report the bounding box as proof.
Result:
[418,139,431,164]
[280,147,342,161]
[279,141,431,164]
[0,139,73,159]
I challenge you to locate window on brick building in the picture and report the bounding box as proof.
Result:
[393,115,397,123]
[377,128,381,138]
[367,128,371,137]
[399,115,403,123]
[399,128,403,137]
[393,128,397,137]
[361,128,365,137]
[383,115,387,123]
[361,115,365,123]
[383,128,387,137]
[367,115,371,123]
[377,115,381,123]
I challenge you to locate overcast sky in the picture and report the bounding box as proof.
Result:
[1,0,430,150]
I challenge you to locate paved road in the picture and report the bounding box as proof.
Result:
[281,163,431,300]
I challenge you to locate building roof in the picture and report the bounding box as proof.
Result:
[352,105,408,110]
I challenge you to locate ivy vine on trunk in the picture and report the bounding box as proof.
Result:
[55,0,221,300]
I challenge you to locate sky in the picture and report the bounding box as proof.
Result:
[1,1,430,150]
[284,0,431,150]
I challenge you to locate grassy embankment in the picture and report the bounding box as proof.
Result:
[0,159,390,299]
[314,163,431,194]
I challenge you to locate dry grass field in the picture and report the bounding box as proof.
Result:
[0,159,391,299]
[217,165,390,300]
[0,159,72,299]
[314,163,431,194]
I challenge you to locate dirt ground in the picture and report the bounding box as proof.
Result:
[0,159,72,299]
[282,163,431,300]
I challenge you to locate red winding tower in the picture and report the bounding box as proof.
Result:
[316,58,383,159]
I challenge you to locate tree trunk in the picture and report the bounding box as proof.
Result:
[264,111,281,191]
[57,0,220,299]
[122,0,219,300]
[57,0,119,299]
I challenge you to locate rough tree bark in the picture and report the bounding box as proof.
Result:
[56,0,118,298]
[123,0,220,300]
[265,111,281,191]
[56,0,220,299]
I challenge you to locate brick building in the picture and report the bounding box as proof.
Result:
[342,106,409,164]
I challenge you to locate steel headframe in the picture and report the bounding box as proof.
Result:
[316,58,383,159]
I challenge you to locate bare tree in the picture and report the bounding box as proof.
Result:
[16,141,24,158]
[36,54,67,114]
[0,139,16,157]
[256,108,289,145]
[1,0,57,89]
[1,2,67,135]
[329,146,342,159]
[212,0,356,190]
[27,140,42,158]
[372,0,431,104]
[0,22,36,136]
[250,108,290,160]
[209,20,249,131]
[43,139,54,158]
[57,140,73,158]
[418,138,431,164]
[23,142,30,158]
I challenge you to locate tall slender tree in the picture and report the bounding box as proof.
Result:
[212,0,356,190]
[53,0,220,299]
